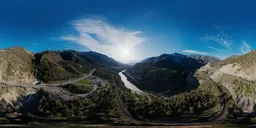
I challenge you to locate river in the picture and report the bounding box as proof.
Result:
[118,70,144,95]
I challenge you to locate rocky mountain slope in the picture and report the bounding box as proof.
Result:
[196,50,256,112]
[0,47,36,84]
[0,47,127,83]
[125,53,220,94]
[0,84,26,112]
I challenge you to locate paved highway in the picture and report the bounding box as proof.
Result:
[0,69,96,88]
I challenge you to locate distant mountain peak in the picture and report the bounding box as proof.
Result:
[126,52,220,93]
[81,51,129,68]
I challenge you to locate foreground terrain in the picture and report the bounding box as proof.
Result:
[0,47,255,126]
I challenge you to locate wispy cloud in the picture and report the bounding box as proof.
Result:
[182,50,208,55]
[201,26,232,48]
[60,18,144,63]
[240,40,251,54]
[207,46,224,52]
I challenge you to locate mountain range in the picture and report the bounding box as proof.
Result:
[0,47,126,83]
[1,46,256,125]
[125,53,220,93]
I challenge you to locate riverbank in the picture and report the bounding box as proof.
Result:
[118,70,144,95]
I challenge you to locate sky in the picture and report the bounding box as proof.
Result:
[0,0,256,63]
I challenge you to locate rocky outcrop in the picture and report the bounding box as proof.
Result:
[0,47,36,84]
[0,84,26,112]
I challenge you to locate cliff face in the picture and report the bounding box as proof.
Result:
[0,47,36,84]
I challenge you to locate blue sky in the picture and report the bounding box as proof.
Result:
[0,0,256,63]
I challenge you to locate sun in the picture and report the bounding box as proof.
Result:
[121,48,130,57]
[113,46,137,63]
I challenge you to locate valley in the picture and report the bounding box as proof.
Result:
[0,46,255,127]
[118,70,145,95]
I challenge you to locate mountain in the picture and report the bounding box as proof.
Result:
[0,84,26,112]
[34,50,95,82]
[196,50,256,112]
[0,46,253,124]
[139,53,220,71]
[0,47,36,83]
[81,51,129,69]
[125,53,220,94]
[0,47,126,83]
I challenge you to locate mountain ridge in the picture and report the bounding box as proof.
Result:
[125,53,220,93]
[0,46,128,83]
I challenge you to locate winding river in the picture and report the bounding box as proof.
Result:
[118,70,144,95]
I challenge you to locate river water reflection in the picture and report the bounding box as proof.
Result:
[118,70,144,95]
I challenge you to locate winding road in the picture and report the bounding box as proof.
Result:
[0,69,96,88]
[206,76,229,121]
[0,69,96,106]
[0,67,230,125]
[115,70,230,125]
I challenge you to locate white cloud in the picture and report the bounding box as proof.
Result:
[207,46,223,52]
[201,26,232,48]
[181,50,208,55]
[240,40,251,54]
[61,18,144,63]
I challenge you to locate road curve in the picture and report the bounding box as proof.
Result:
[0,69,96,88]
[206,76,229,121]
[116,71,229,125]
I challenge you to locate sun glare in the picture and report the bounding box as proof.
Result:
[121,48,130,57]
[112,47,136,63]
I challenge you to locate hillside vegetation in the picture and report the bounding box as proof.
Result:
[126,53,220,94]
[34,50,95,82]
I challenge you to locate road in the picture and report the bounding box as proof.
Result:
[115,70,230,125]
[112,75,137,121]
[1,68,229,125]
[206,76,229,121]
[0,69,96,106]
[20,69,98,120]
[0,69,96,88]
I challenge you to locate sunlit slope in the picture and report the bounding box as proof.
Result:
[196,50,256,112]
[0,47,36,83]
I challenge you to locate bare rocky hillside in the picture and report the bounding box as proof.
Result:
[0,47,36,84]
[196,51,256,112]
